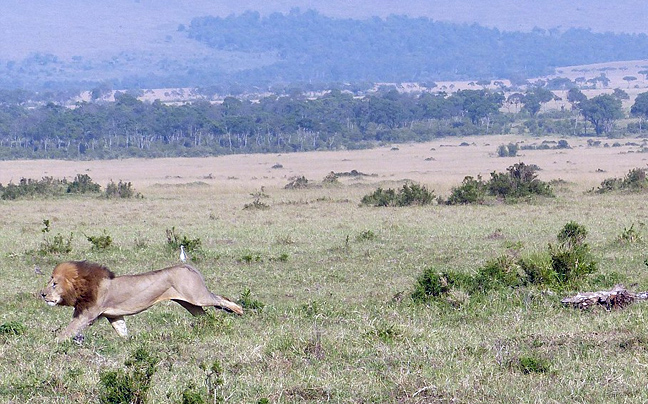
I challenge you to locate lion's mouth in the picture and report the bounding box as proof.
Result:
[43,298,59,306]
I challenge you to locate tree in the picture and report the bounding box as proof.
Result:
[566,88,587,108]
[452,90,504,125]
[623,76,638,88]
[578,94,624,135]
[639,70,648,81]
[612,88,629,100]
[521,87,555,116]
[631,92,648,133]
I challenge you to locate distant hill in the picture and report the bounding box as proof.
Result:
[0,1,647,92]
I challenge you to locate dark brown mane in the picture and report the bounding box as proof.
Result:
[67,261,115,314]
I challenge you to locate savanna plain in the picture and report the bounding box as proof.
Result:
[2,135,648,403]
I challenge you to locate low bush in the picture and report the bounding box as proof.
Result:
[595,168,648,193]
[67,174,101,194]
[238,288,265,312]
[285,176,309,189]
[0,321,25,336]
[488,162,553,199]
[446,175,487,205]
[361,182,435,207]
[497,142,519,157]
[412,221,599,304]
[0,177,66,199]
[99,347,159,404]
[105,180,141,198]
[85,230,113,250]
[0,174,104,199]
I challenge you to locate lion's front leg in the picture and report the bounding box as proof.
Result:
[57,312,98,342]
[107,316,129,337]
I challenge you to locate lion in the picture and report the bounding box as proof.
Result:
[41,260,243,341]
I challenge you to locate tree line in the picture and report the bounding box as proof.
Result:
[0,87,646,160]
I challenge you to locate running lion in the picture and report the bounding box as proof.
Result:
[41,261,243,341]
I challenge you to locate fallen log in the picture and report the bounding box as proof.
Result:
[561,284,648,310]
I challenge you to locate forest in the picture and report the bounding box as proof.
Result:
[0,86,644,160]
[2,10,648,92]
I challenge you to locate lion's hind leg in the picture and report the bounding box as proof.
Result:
[107,316,128,337]
[173,299,207,316]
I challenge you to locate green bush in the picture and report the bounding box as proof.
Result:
[488,162,553,199]
[105,180,140,198]
[361,183,435,207]
[67,173,101,194]
[99,347,159,404]
[238,288,265,312]
[446,175,487,205]
[411,268,473,303]
[411,221,599,303]
[360,187,397,207]
[472,254,526,293]
[595,168,648,193]
[0,321,25,336]
[0,177,67,199]
[166,227,201,252]
[497,142,519,157]
[85,230,113,250]
[39,233,74,256]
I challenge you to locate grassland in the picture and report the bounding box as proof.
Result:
[1,135,648,403]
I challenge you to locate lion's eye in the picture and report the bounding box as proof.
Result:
[52,282,57,288]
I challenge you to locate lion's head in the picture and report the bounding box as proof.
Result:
[41,261,115,311]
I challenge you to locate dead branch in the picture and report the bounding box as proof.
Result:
[561,284,648,310]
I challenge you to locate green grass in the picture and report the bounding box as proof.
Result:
[2,180,648,402]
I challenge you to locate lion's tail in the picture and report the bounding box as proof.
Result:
[214,295,244,315]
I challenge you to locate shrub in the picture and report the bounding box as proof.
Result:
[411,268,473,303]
[356,230,377,241]
[0,177,67,199]
[39,232,74,256]
[243,198,270,210]
[548,221,597,286]
[397,183,435,206]
[285,176,309,189]
[361,183,435,207]
[322,171,340,186]
[67,174,101,194]
[487,162,553,198]
[238,288,265,312]
[165,227,201,252]
[85,230,113,250]
[0,321,25,336]
[446,175,487,205]
[595,168,648,193]
[99,347,159,404]
[623,168,648,190]
[411,222,598,303]
[497,143,519,157]
[360,187,397,207]
[472,254,526,293]
[105,180,140,198]
[618,224,641,244]
[181,384,205,404]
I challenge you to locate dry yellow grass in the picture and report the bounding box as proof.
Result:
[1,135,646,195]
[2,136,648,402]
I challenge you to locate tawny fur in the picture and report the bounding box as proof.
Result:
[41,261,242,340]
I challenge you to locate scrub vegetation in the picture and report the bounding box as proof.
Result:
[1,142,648,403]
